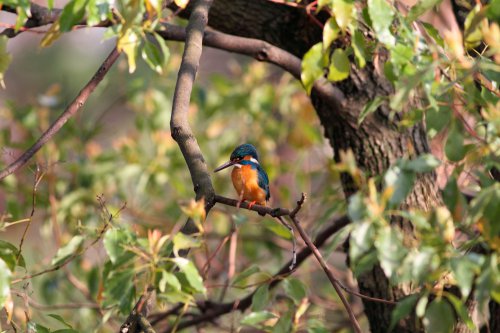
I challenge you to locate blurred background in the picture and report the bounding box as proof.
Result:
[0,8,360,332]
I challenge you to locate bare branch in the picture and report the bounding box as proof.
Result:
[157,24,345,110]
[287,194,362,333]
[0,47,121,181]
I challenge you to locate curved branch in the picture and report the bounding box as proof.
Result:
[157,24,345,115]
[169,0,215,209]
[0,47,120,181]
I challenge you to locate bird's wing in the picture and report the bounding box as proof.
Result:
[257,166,270,200]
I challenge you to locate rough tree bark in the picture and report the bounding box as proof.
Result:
[170,1,473,332]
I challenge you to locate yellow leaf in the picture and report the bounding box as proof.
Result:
[174,0,190,9]
[40,21,62,48]
[117,29,140,73]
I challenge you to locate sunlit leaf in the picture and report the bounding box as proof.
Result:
[241,311,277,327]
[327,48,350,82]
[352,30,367,68]
[332,0,354,32]
[323,18,340,50]
[172,257,206,294]
[0,36,12,89]
[374,226,407,278]
[174,0,190,9]
[0,259,11,306]
[51,235,84,266]
[301,43,327,94]
[368,0,395,46]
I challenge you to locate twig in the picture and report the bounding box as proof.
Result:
[11,290,100,310]
[214,195,289,217]
[157,24,345,110]
[12,197,125,283]
[0,47,121,181]
[16,164,44,265]
[288,194,362,333]
[276,216,297,270]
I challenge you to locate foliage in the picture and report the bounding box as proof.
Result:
[0,0,499,332]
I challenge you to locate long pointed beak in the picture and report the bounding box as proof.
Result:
[214,160,235,172]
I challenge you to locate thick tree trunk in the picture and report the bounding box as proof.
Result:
[174,0,476,331]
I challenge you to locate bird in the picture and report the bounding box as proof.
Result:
[214,143,270,209]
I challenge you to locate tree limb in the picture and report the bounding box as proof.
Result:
[0,47,121,181]
[169,0,215,210]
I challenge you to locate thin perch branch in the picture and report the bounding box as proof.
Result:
[288,193,362,333]
[0,47,121,181]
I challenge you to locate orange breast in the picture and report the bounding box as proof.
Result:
[231,165,267,205]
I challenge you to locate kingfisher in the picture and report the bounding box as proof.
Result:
[214,143,270,208]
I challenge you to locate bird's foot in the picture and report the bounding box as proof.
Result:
[247,200,257,209]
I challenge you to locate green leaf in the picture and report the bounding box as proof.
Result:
[352,29,367,68]
[0,258,11,306]
[59,0,88,32]
[283,278,307,304]
[332,0,354,32]
[241,311,277,327]
[251,284,270,311]
[272,309,293,333]
[389,294,419,331]
[467,183,500,240]
[423,299,455,333]
[384,166,416,206]
[0,36,12,88]
[172,257,206,294]
[323,18,340,50]
[445,120,466,162]
[173,233,201,255]
[406,0,443,22]
[301,43,327,94]
[416,294,428,317]
[368,0,395,46]
[450,257,477,299]
[159,270,181,292]
[358,96,384,125]
[444,293,475,330]
[0,240,25,271]
[103,269,135,313]
[51,235,84,266]
[142,39,164,74]
[262,219,292,240]
[402,154,441,173]
[48,314,73,329]
[327,48,350,82]
[27,322,50,333]
[374,226,407,278]
[349,221,374,262]
[103,228,135,265]
[442,176,467,219]
[426,105,451,137]
[232,265,260,286]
